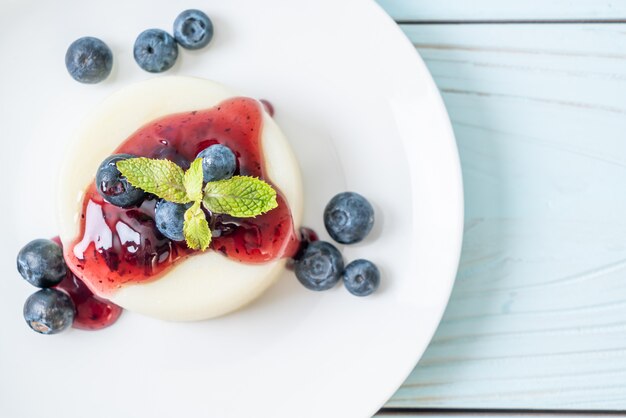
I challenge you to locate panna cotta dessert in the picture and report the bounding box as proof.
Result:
[58,76,303,321]
[17,10,380,335]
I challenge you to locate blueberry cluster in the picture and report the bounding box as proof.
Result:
[65,9,214,83]
[96,145,237,241]
[17,239,76,334]
[295,192,380,297]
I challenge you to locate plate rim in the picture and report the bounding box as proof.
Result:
[366,0,464,413]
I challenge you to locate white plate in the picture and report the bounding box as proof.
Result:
[0,1,463,417]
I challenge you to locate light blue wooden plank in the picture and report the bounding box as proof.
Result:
[377,415,619,418]
[375,0,626,21]
[380,24,626,410]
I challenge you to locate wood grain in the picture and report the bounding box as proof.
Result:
[375,1,626,22]
[379,24,626,411]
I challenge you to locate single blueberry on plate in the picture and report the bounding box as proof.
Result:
[96,154,145,208]
[134,29,179,73]
[324,192,374,244]
[173,9,214,50]
[17,239,67,288]
[342,259,380,297]
[24,289,75,335]
[196,144,237,182]
[155,199,189,241]
[65,37,113,84]
[295,241,344,291]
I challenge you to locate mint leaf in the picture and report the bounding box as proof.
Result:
[117,158,189,203]
[203,176,278,218]
[184,158,204,202]
[183,201,211,250]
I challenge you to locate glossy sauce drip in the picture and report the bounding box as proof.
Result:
[286,227,319,271]
[68,98,300,295]
[52,237,122,330]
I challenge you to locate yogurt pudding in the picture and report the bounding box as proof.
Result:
[57,76,303,321]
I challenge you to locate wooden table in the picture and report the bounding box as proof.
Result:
[374,1,626,416]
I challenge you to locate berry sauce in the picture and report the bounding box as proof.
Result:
[286,227,319,271]
[259,99,274,117]
[66,97,301,296]
[52,237,122,330]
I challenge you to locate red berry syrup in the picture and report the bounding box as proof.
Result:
[52,237,122,330]
[66,98,302,296]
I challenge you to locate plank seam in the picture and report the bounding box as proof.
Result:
[378,407,626,416]
[395,19,626,25]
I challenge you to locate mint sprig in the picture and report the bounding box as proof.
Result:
[116,156,278,250]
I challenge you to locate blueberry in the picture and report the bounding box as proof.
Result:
[342,259,380,296]
[153,147,190,170]
[65,37,113,84]
[23,289,75,335]
[17,239,66,288]
[295,241,343,291]
[155,200,189,241]
[134,29,178,73]
[196,144,237,182]
[96,154,146,208]
[324,192,374,244]
[173,9,214,50]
